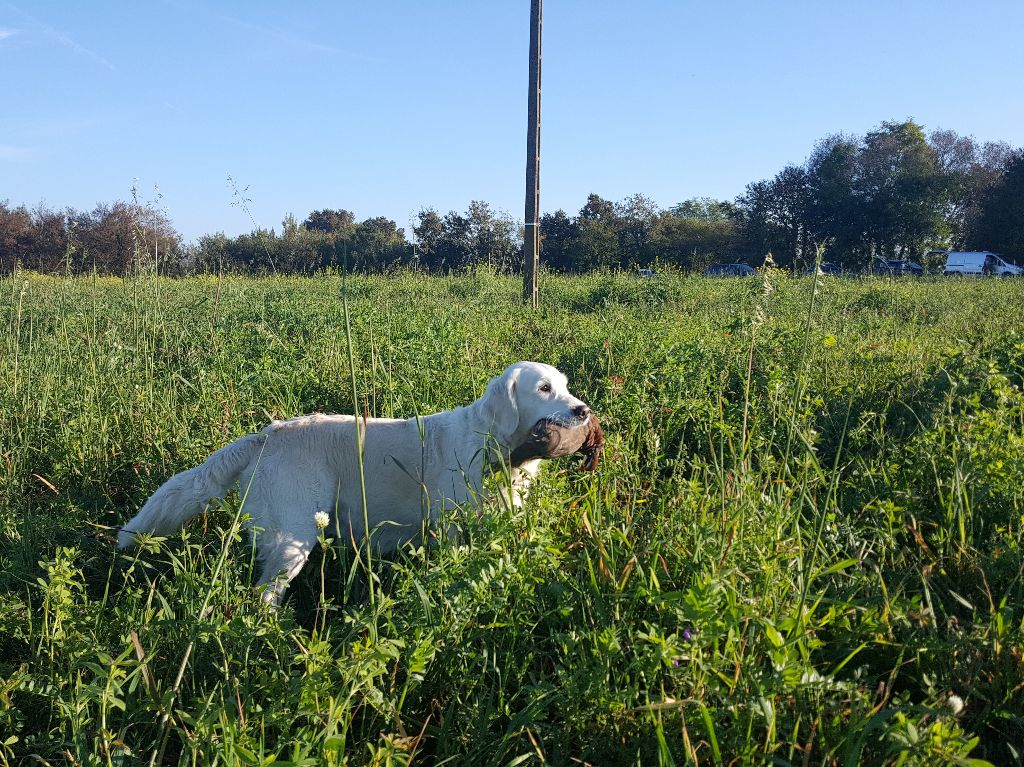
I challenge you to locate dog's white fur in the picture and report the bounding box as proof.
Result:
[118,361,591,603]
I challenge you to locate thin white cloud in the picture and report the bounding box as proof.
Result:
[6,5,116,71]
[0,27,19,41]
[42,26,117,71]
[159,0,377,61]
[0,145,35,161]
[219,13,377,60]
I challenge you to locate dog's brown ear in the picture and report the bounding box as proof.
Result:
[578,416,605,471]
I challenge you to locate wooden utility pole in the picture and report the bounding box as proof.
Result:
[523,0,542,307]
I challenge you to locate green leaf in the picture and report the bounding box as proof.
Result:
[763,621,785,648]
[234,744,260,765]
[816,557,860,577]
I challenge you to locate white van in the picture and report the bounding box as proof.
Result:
[943,251,1023,277]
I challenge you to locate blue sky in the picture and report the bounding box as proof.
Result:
[3,1,1024,243]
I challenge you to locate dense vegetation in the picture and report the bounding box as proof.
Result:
[3,119,1024,277]
[1,269,1022,765]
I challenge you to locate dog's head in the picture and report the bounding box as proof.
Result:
[480,361,600,468]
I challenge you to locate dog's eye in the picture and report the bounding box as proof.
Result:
[539,382,552,393]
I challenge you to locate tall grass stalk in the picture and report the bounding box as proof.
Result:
[781,244,827,476]
[340,268,375,615]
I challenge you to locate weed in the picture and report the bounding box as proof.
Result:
[1,272,1021,765]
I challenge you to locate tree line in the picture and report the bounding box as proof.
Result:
[3,119,1023,277]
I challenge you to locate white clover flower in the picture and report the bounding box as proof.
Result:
[314,511,331,530]
[946,694,965,715]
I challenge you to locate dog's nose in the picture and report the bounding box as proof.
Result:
[572,403,590,419]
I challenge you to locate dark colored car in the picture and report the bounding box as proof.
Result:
[803,262,846,277]
[873,258,924,276]
[703,263,756,277]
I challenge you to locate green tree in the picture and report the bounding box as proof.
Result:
[857,120,950,260]
[569,194,621,271]
[615,194,660,267]
[350,216,409,272]
[805,133,864,264]
[73,202,181,275]
[412,208,445,271]
[411,203,520,273]
[440,211,473,271]
[573,218,619,271]
[653,205,740,270]
[465,200,520,272]
[670,197,737,223]
[737,165,810,269]
[930,129,1015,248]
[539,209,577,272]
[0,202,34,274]
[303,208,355,235]
[968,151,1024,261]
[193,232,232,273]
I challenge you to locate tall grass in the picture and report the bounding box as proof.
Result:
[1,269,1022,765]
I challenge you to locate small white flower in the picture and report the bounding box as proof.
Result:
[945,694,965,715]
[314,511,330,530]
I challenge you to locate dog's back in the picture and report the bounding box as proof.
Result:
[119,408,485,603]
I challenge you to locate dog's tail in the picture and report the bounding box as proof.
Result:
[117,433,267,549]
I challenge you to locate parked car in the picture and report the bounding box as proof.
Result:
[703,263,755,277]
[943,251,1023,277]
[637,267,658,279]
[873,257,924,276]
[803,262,846,277]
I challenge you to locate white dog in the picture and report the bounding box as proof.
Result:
[118,361,595,603]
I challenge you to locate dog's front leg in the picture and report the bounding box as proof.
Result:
[498,459,542,510]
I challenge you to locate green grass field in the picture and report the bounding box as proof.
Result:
[1,269,1022,766]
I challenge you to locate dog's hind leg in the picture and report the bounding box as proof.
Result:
[254,530,319,606]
